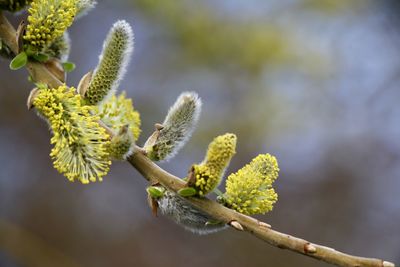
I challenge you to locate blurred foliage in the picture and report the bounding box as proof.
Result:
[132,0,302,74]
[300,0,365,13]
[129,0,339,155]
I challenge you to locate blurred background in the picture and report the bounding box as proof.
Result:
[0,0,399,266]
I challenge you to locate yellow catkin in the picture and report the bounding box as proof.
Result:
[33,84,111,184]
[192,133,236,196]
[23,0,77,51]
[223,154,279,215]
[96,92,141,141]
[108,125,135,160]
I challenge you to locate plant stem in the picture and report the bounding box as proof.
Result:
[0,11,395,267]
[0,12,62,88]
[128,150,394,267]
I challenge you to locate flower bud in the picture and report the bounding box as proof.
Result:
[190,133,236,196]
[84,20,133,105]
[154,187,227,235]
[222,154,279,215]
[24,0,77,53]
[144,92,201,161]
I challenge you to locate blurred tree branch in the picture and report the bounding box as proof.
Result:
[0,10,396,267]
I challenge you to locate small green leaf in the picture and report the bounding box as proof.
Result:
[216,195,227,204]
[10,51,27,70]
[32,53,49,62]
[205,220,223,226]
[178,187,197,197]
[62,61,76,72]
[146,186,164,198]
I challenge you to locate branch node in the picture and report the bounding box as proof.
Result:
[154,123,164,130]
[383,261,395,267]
[258,221,271,229]
[304,243,317,254]
[229,220,244,231]
[45,59,66,82]
[134,146,148,156]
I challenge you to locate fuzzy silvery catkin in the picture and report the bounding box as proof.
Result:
[191,133,236,196]
[221,154,279,215]
[84,20,134,105]
[150,186,227,235]
[144,92,201,161]
[76,0,96,19]
[0,0,31,12]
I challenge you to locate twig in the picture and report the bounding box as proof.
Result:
[128,150,394,267]
[0,11,18,54]
[0,11,395,267]
[0,12,62,88]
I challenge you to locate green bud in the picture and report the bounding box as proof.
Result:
[62,61,76,73]
[10,51,27,70]
[177,187,197,197]
[147,186,165,199]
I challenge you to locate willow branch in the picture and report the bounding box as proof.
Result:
[0,11,18,53]
[0,11,395,267]
[128,151,394,267]
[0,12,62,88]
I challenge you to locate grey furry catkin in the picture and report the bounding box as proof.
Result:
[157,190,227,235]
[144,92,201,161]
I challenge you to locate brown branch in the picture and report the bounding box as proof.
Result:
[128,151,394,267]
[0,11,395,267]
[0,12,62,88]
[0,11,18,54]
